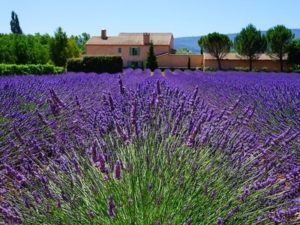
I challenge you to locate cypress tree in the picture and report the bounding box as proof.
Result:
[146,42,158,71]
[10,11,23,34]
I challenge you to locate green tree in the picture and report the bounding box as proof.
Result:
[10,11,23,34]
[50,27,68,66]
[266,25,294,72]
[13,34,30,64]
[66,38,81,58]
[0,34,16,63]
[33,33,51,63]
[73,32,90,54]
[288,39,300,66]
[198,32,231,70]
[146,42,158,71]
[0,33,51,64]
[27,34,50,64]
[234,24,267,71]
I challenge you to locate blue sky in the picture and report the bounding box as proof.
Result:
[0,0,299,37]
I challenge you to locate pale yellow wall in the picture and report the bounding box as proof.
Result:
[86,45,170,66]
[157,54,203,68]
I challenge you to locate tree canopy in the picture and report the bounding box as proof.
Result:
[199,32,231,70]
[266,25,294,71]
[0,30,82,66]
[49,27,81,66]
[72,32,91,54]
[0,34,51,64]
[234,24,267,71]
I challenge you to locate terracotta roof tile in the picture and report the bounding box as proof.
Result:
[86,33,173,46]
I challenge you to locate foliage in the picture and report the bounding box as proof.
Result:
[288,39,300,66]
[50,27,69,67]
[66,58,82,72]
[234,24,267,71]
[0,30,80,66]
[67,56,123,73]
[0,64,64,75]
[50,27,82,67]
[0,35,16,63]
[10,11,23,34]
[66,38,81,59]
[176,48,192,54]
[199,32,231,70]
[266,25,294,72]
[145,42,158,71]
[0,34,51,64]
[72,32,91,54]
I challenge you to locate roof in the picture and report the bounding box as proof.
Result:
[86,33,173,46]
[204,53,288,60]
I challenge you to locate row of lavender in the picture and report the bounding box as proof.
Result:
[0,69,299,224]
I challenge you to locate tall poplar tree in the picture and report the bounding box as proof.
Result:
[10,11,23,34]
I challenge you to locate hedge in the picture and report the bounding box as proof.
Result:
[0,64,65,75]
[67,56,123,73]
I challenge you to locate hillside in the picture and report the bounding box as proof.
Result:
[174,29,300,53]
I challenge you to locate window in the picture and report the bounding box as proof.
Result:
[127,61,143,68]
[118,48,122,53]
[129,47,140,56]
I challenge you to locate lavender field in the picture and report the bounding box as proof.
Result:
[0,69,300,224]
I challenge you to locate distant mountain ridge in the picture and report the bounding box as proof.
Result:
[174,29,300,53]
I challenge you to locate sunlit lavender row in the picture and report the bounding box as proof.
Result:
[0,69,299,224]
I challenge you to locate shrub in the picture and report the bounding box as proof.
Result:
[0,64,65,75]
[66,58,82,72]
[67,56,123,73]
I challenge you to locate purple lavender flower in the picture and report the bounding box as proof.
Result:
[115,121,130,144]
[113,160,122,180]
[240,187,250,202]
[95,152,107,173]
[107,195,116,218]
[130,99,137,126]
[118,76,125,95]
[32,190,43,204]
[108,93,115,111]
[216,217,224,225]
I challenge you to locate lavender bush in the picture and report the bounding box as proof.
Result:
[0,70,299,224]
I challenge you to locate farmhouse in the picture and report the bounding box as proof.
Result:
[86,29,287,71]
[86,29,175,67]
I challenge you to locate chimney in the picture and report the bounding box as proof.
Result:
[101,29,107,40]
[143,33,150,45]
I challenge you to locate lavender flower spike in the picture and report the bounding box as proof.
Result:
[107,195,116,218]
[114,160,122,180]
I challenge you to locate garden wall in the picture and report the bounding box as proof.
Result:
[157,53,203,69]
[204,59,287,71]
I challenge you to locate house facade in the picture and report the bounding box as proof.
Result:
[86,30,174,67]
